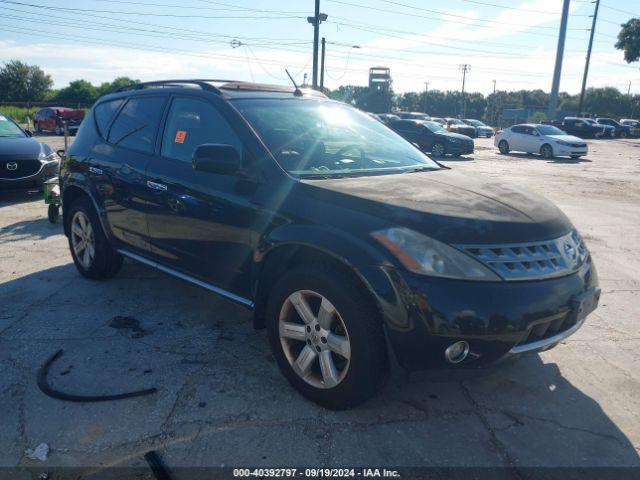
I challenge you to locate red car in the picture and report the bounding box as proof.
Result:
[33,107,85,135]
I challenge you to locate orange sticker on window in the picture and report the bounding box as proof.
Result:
[174,130,187,144]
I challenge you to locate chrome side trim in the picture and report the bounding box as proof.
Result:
[509,316,586,354]
[117,249,254,309]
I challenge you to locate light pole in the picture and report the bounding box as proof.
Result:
[549,0,570,120]
[491,79,497,125]
[459,64,470,118]
[578,0,600,115]
[307,0,327,89]
[423,82,430,113]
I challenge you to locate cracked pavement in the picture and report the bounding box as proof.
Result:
[0,135,638,477]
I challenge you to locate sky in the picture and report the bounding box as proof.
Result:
[0,0,639,95]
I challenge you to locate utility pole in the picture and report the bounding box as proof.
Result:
[628,81,631,95]
[423,82,430,113]
[307,0,327,89]
[578,0,599,115]
[491,79,497,125]
[549,0,571,120]
[320,37,326,90]
[459,64,470,118]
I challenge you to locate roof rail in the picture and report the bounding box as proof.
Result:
[115,79,251,93]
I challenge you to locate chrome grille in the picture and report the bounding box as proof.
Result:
[456,231,588,280]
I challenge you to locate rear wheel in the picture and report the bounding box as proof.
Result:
[431,142,446,157]
[66,197,123,280]
[619,130,628,138]
[266,266,388,409]
[498,140,510,154]
[540,143,554,159]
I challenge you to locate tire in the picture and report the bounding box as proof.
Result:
[55,125,63,136]
[47,204,60,224]
[540,143,554,159]
[431,142,446,157]
[266,265,388,410]
[66,197,123,280]
[34,122,41,134]
[619,130,628,138]
[498,140,510,154]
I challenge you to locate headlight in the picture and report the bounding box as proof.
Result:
[555,140,571,147]
[371,227,500,281]
[448,137,461,143]
[39,151,59,163]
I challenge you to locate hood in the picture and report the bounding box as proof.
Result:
[0,137,44,160]
[298,169,571,245]
[546,134,584,143]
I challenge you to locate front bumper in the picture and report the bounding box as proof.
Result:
[554,144,588,157]
[446,142,474,155]
[361,256,599,370]
[0,161,58,189]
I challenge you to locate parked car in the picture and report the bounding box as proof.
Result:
[581,118,614,138]
[0,113,59,189]
[462,119,494,137]
[619,119,640,137]
[429,117,446,126]
[60,80,599,409]
[33,107,85,135]
[388,119,474,157]
[445,118,477,138]
[495,124,588,159]
[375,113,401,124]
[595,118,632,138]
[549,117,606,138]
[396,111,430,120]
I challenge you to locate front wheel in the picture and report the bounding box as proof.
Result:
[66,197,123,279]
[619,130,628,138]
[540,143,554,159]
[498,139,510,154]
[431,142,446,157]
[266,266,388,409]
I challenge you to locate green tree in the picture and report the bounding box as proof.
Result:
[0,60,53,102]
[615,18,640,63]
[55,79,99,106]
[98,76,139,96]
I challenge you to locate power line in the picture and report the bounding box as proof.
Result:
[327,0,586,30]
[455,0,590,16]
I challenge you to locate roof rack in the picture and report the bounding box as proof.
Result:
[115,79,250,93]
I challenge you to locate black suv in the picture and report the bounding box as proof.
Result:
[60,80,600,409]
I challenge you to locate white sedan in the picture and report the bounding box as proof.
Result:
[494,124,588,159]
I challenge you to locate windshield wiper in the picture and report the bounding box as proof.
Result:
[403,166,440,173]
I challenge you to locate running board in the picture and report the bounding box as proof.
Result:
[117,249,254,309]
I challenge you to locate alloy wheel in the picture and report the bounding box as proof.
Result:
[278,290,351,389]
[71,211,95,269]
[432,143,445,157]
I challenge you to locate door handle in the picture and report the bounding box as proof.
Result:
[89,166,103,175]
[147,180,167,191]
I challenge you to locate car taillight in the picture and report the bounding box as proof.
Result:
[496,129,502,134]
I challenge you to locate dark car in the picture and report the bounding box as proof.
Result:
[0,113,59,190]
[60,80,599,409]
[389,119,474,157]
[445,118,477,138]
[33,107,85,136]
[552,117,608,138]
[595,118,632,138]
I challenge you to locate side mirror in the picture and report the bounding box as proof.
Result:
[192,144,241,175]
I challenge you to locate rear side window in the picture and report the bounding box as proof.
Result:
[161,96,242,163]
[108,96,166,153]
[94,99,124,137]
[511,126,526,134]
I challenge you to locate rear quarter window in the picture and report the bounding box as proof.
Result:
[94,99,124,137]
[107,96,166,153]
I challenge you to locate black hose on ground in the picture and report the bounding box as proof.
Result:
[144,450,173,480]
[37,349,157,402]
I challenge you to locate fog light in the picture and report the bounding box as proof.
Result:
[444,341,469,364]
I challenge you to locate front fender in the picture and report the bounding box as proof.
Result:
[61,174,112,240]
[253,223,411,334]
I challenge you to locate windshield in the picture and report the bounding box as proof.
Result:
[234,99,440,177]
[420,120,446,133]
[0,116,26,138]
[536,125,565,136]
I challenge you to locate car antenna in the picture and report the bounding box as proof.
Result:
[285,69,303,97]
